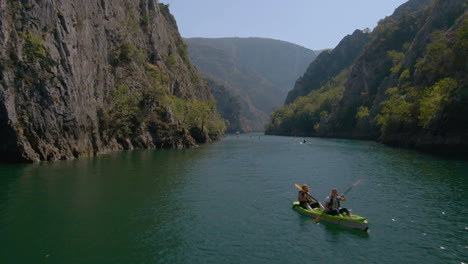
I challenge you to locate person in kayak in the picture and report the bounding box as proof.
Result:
[323,188,352,217]
[298,184,321,211]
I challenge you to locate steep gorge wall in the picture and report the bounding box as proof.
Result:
[0,0,222,162]
[267,0,466,156]
[319,0,467,154]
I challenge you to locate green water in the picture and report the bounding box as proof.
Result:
[1,135,467,263]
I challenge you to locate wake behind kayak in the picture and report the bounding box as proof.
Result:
[292,201,369,232]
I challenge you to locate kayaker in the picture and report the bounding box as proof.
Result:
[323,188,352,217]
[298,184,321,211]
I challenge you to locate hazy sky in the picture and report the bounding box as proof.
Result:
[159,0,409,50]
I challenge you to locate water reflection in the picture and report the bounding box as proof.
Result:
[1,136,467,264]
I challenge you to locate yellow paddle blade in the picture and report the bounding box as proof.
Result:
[294,184,304,192]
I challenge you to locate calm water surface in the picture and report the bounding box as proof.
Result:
[0,135,467,263]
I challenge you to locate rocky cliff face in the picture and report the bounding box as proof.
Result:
[0,0,224,162]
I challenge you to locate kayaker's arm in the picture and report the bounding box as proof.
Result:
[308,193,325,209]
[317,201,325,210]
[306,192,316,202]
[323,197,331,211]
[339,194,347,201]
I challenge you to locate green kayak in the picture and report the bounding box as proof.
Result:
[292,201,369,232]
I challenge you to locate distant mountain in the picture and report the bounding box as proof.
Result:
[185,37,317,132]
[187,37,318,92]
[205,75,268,133]
[266,0,467,156]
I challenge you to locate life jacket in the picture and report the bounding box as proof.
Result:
[327,196,340,209]
[299,191,313,202]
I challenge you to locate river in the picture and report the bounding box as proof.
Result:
[1,135,467,263]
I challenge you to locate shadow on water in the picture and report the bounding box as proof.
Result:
[319,220,370,238]
[0,163,29,214]
[0,147,213,264]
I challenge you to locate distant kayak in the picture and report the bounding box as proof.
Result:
[292,201,369,232]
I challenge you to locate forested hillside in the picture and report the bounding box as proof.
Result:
[266,0,467,156]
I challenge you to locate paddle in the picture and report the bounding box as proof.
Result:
[313,177,364,223]
[294,184,324,210]
[343,176,364,195]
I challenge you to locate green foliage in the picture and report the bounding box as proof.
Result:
[164,96,226,135]
[355,106,370,121]
[418,78,458,127]
[185,100,211,128]
[415,31,451,79]
[105,84,141,137]
[399,69,410,83]
[376,76,460,135]
[126,18,139,33]
[19,31,49,65]
[145,63,170,87]
[388,50,404,74]
[375,87,414,133]
[190,72,202,84]
[265,69,349,135]
[313,123,320,133]
[166,55,176,67]
[454,18,468,50]
[374,14,467,138]
[113,44,146,66]
[177,43,189,64]
[143,63,170,104]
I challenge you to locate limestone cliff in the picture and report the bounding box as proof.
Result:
[0,0,225,162]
